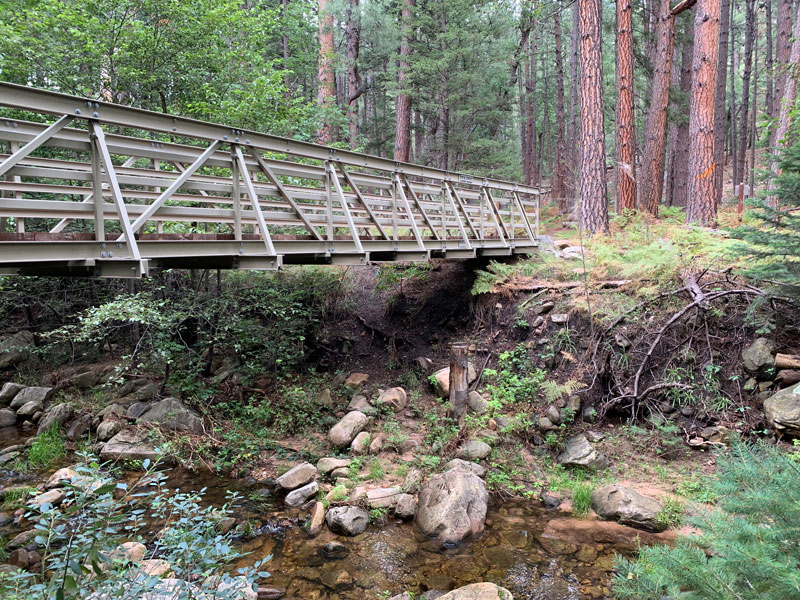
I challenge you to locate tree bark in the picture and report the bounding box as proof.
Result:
[448,342,469,426]
[346,0,363,150]
[767,1,800,206]
[736,0,756,192]
[316,0,336,144]
[553,9,568,211]
[640,0,675,216]
[567,0,581,202]
[766,0,774,118]
[685,0,721,226]
[394,0,415,163]
[668,24,694,208]
[774,0,794,114]
[713,0,731,207]
[578,0,609,234]
[525,33,539,187]
[616,0,636,212]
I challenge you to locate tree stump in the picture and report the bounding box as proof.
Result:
[449,342,469,426]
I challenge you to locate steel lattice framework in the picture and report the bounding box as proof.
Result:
[0,82,539,278]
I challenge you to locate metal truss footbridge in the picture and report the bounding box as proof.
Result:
[0,82,539,278]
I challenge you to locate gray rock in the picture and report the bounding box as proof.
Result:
[285,481,319,507]
[16,399,43,419]
[37,403,74,434]
[415,468,488,545]
[328,411,368,446]
[346,394,377,415]
[438,583,514,600]
[421,592,446,600]
[389,593,413,600]
[534,301,555,315]
[127,402,150,419]
[444,458,487,478]
[394,493,417,519]
[456,440,492,460]
[308,501,326,536]
[0,382,24,405]
[69,371,98,390]
[538,416,556,430]
[100,428,160,462]
[373,387,407,412]
[467,391,489,415]
[0,331,34,369]
[275,462,317,491]
[403,468,424,493]
[591,484,666,532]
[742,337,777,376]
[139,397,203,434]
[326,506,369,536]
[0,408,16,428]
[66,413,91,441]
[365,487,402,508]
[764,382,800,435]
[317,457,351,475]
[546,405,561,424]
[97,419,124,441]
[550,313,569,324]
[318,541,348,559]
[10,387,53,410]
[350,431,371,455]
[557,435,609,471]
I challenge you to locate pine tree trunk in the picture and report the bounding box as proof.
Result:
[616,0,636,212]
[736,0,756,192]
[526,34,539,187]
[729,1,737,190]
[282,0,293,96]
[394,0,415,163]
[316,0,336,144]
[774,0,793,113]
[413,109,424,162]
[767,1,800,206]
[567,1,580,203]
[766,0,774,118]
[640,0,675,216]
[553,9,568,212]
[578,0,609,234]
[713,0,731,207]
[346,0,362,150]
[670,25,694,208]
[685,0,721,226]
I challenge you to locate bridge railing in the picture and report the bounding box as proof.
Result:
[0,82,539,277]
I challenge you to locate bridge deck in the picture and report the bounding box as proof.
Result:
[0,82,539,278]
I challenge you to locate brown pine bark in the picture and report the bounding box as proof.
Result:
[566,0,580,201]
[616,0,636,212]
[774,0,794,113]
[525,34,539,187]
[640,0,675,216]
[767,1,800,206]
[316,0,336,144]
[668,25,694,207]
[578,0,609,234]
[394,0,415,163]
[766,0,774,118]
[685,0,721,226]
[553,9,568,211]
[346,0,364,150]
[736,0,756,190]
[713,0,730,206]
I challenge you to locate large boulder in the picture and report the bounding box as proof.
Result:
[365,487,402,509]
[96,419,124,442]
[439,583,514,600]
[0,331,34,370]
[433,364,478,397]
[0,382,23,405]
[285,481,319,507]
[456,440,492,461]
[16,399,43,419]
[742,338,777,377]
[37,403,74,434]
[416,468,488,545]
[350,431,371,455]
[764,382,800,436]
[275,462,317,491]
[326,506,369,536]
[445,459,486,478]
[139,397,203,434]
[558,435,609,471]
[590,484,666,532]
[100,428,160,462]
[0,408,16,428]
[373,387,408,412]
[317,457,351,475]
[10,387,53,410]
[328,411,368,447]
[346,394,377,415]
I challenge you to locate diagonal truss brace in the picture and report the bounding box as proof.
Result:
[482,187,510,245]
[512,191,537,243]
[337,164,390,240]
[327,162,364,254]
[90,123,141,260]
[447,182,480,239]
[400,174,439,241]
[394,174,425,249]
[0,114,73,178]
[233,145,276,255]
[442,182,472,250]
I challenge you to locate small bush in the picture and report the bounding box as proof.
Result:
[26,425,67,470]
[655,496,684,529]
[572,483,593,517]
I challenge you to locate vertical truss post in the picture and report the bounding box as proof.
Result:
[509,192,516,243]
[535,195,540,239]
[479,181,486,242]
[154,160,164,233]
[328,162,364,254]
[90,136,105,241]
[443,182,471,249]
[392,174,399,242]
[234,145,275,255]
[90,123,140,260]
[440,185,447,241]
[9,142,23,233]
[512,191,537,244]
[394,174,425,249]
[231,150,242,241]
[325,161,334,242]
[401,174,439,241]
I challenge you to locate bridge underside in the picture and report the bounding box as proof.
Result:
[0,83,539,278]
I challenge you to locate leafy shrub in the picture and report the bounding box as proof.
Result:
[614,441,800,600]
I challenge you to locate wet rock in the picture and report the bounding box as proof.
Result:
[9,529,37,549]
[326,506,369,536]
[432,364,478,397]
[0,449,19,464]
[468,391,489,415]
[317,457,351,475]
[257,586,287,599]
[764,382,800,435]
[456,440,492,461]
[319,562,354,589]
[275,462,317,491]
[328,411,368,447]
[37,403,74,434]
[540,492,563,509]
[16,399,43,419]
[66,413,91,442]
[742,337,776,377]
[10,386,53,409]
[318,541,349,559]
[31,489,65,508]
[0,408,16,427]
[395,493,417,520]
[445,458,487,478]
[308,501,325,536]
[97,419,124,441]
[346,394,377,415]
[350,431,371,455]
[438,583,514,599]
[100,428,160,462]
[285,481,319,507]
[374,387,407,412]
[0,330,34,369]
[365,486,402,509]
[139,397,203,434]
[416,468,488,545]
[0,382,23,405]
[7,548,31,569]
[344,372,369,389]
[558,435,609,471]
[591,484,665,532]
